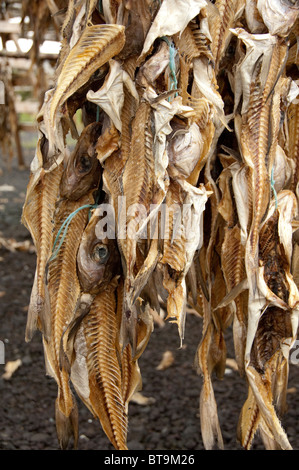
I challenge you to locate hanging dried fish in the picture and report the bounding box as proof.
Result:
[22,151,64,341]
[209,0,246,75]
[22,0,299,452]
[76,207,121,294]
[50,24,126,128]
[43,192,94,449]
[70,278,128,450]
[256,0,299,37]
[60,122,103,200]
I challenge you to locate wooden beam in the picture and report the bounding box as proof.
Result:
[15,100,39,115]
[0,21,21,34]
[0,49,57,61]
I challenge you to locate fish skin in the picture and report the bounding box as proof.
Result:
[257,0,299,37]
[221,225,247,372]
[50,24,126,128]
[196,320,225,450]
[210,0,246,75]
[77,208,121,294]
[239,190,298,449]
[235,32,288,294]
[237,385,261,449]
[80,279,129,450]
[117,0,156,60]
[43,192,94,449]
[286,102,299,192]
[119,100,156,350]
[22,162,64,342]
[115,281,142,410]
[60,122,103,201]
[160,179,187,342]
[246,362,292,450]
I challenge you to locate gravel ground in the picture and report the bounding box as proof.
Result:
[1,132,299,452]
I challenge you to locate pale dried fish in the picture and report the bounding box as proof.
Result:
[210,0,245,74]
[50,24,126,127]
[139,0,208,62]
[168,122,204,180]
[22,160,63,342]
[87,59,139,133]
[257,0,299,37]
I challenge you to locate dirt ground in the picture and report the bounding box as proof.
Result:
[1,131,299,451]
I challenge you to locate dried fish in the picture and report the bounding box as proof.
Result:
[22,0,299,452]
[210,0,246,75]
[87,59,139,133]
[256,0,299,37]
[139,0,208,62]
[23,161,63,341]
[60,122,102,200]
[71,278,128,450]
[77,207,121,294]
[50,24,126,128]
[43,192,94,448]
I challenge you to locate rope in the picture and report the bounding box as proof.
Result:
[161,36,178,101]
[48,203,97,263]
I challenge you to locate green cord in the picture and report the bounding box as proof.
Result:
[49,203,97,263]
[161,37,178,101]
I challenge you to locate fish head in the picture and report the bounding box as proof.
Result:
[60,122,103,200]
[77,212,121,294]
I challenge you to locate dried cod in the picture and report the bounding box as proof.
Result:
[22,0,299,452]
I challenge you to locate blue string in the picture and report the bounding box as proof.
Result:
[49,203,97,263]
[161,37,178,101]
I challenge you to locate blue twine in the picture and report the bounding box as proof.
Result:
[161,37,178,101]
[49,203,97,263]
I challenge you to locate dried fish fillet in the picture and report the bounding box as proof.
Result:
[210,0,245,74]
[22,162,63,341]
[71,279,128,450]
[50,24,126,127]
[43,193,94,448]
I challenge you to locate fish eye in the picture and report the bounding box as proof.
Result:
[92,243,109,263]
[78,155,92,173]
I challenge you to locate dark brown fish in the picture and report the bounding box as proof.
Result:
[60,122,103,200]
